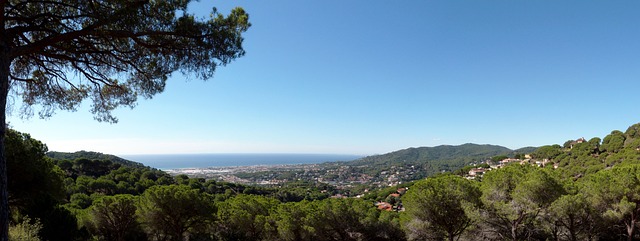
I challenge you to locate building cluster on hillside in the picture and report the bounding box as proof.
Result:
[168,162,415,190]
[466,167,487,180]
[374,187,406,212]
[315,164,418,188]
[568,137,586,149]
[465,155,555,180]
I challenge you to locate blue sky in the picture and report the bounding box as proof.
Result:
[8,1,640,155]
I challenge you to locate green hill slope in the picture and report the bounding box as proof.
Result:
[515,146,538,154]
[343,143,518,179]
[47,150,145,168]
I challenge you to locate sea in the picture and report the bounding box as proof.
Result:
[120,153,363,170]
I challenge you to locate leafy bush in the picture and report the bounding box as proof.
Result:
[9,217,42,241]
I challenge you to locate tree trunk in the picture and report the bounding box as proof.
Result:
[568,217,577,241]
[627,218,635,241]
[511,228,517,241]
[0,47,11,241]
[627,207,638,241]
[511,220,519,241]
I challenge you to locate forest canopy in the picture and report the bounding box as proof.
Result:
[6,122,640,240]
[0,2,250,240]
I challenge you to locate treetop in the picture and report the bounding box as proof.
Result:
[3,0,250,122]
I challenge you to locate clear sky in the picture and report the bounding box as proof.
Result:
[7,1,640,155]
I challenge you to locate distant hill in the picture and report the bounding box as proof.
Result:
[515,146,538,154]
[343,143,525,178]
[47,150,145,168]
[350,143,514,166]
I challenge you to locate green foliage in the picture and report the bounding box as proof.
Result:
[625,123,640,139]
[215,195,279,241]
[305,198,404,241]
[581,164,640,240]
[403,174,481,241]
[545,193,602,241]
[8,217,42,241]
[275,201,314,241]
[348,144,515,182]
[0,3,250,239]
[57,159,174,201]
[6,129,65,210]
[12,122,640,240]
[38,206,87,241]
[69,193,92,209]
[361,182,414,201]
[479,164,564,240]
[546,123,640,180]
[73,158,120,177]
[138,185,215,241]
[272,181,331,202]
[4,129,83,241]
[513,153,523,159]
[275,201,315,241]
[515,146,538,154]
[532,144,562,160]
[491,155,509,162]
[48,151,144,168]
[601,130,626,153]
[85,194,146,241]
[588,137,602,151]
[7,1,250,123]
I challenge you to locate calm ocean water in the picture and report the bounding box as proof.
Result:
[121,153,362,170]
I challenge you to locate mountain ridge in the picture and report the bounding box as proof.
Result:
[336,143,534,180]
[46,150,145,168]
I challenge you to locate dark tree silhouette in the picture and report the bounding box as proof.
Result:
[0,1,250,239]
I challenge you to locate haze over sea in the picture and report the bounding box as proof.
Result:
[121,153,362,170]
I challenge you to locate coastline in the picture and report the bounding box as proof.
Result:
[165,163,321,184]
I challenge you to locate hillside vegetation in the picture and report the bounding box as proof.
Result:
[47,151,144,168]
[6,123,640,241]
[233,143,530,188]
[347,143,516,175]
